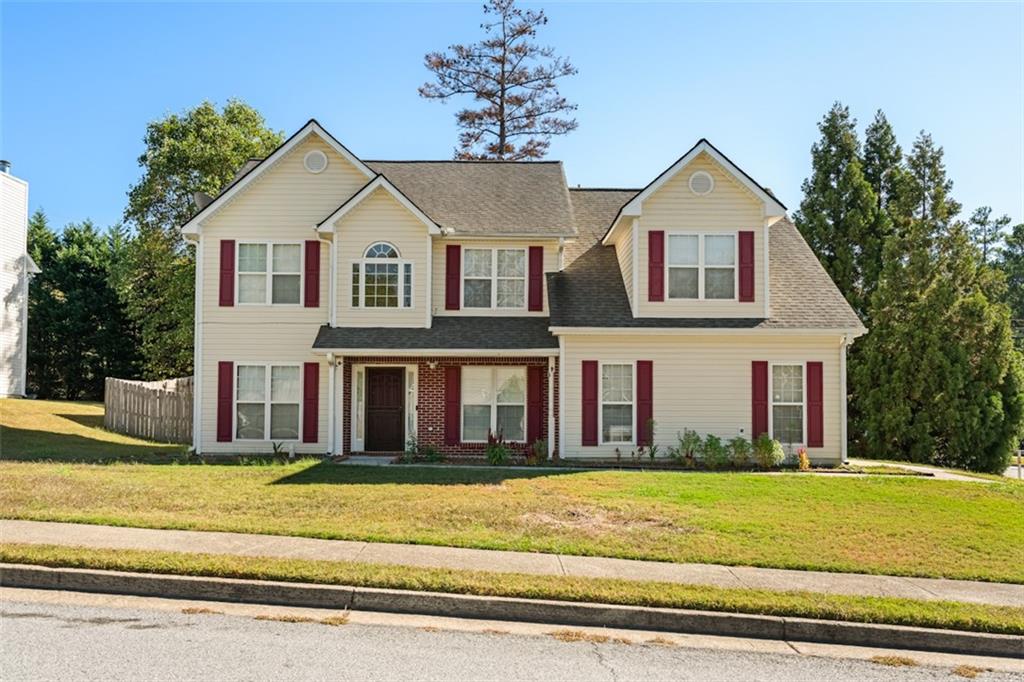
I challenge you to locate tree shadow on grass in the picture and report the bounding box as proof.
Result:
[271,460,587,486]
[54,412,106,430]
[0,424,185,463]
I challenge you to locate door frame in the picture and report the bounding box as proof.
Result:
[350,363,418,453]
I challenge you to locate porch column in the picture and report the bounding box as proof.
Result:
[336,355,345,455]
[547,356,555,458]
[326,353,335,455]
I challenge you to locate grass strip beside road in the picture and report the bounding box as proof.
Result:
[3,543,1023,636]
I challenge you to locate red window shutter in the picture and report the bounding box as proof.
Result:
[636,361,653,446]
[304,241,320,308]
[739,231,755,302]
[445,245,461,310]
[581,360,598,446]
[752,361,769,439]
[444,366,461,445]
[807,361,824,447]
[219,240,235,307]
[648,231,664,302]
[527,366,544,443]
[302,363,319,443]
[528,246,544,311]
[216,361,233,442]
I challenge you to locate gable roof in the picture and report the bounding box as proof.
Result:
[181,119,374,236]
[364,161,576,237]
[549,217,864,333]
[602,139,787,245]
[317,175,442,234]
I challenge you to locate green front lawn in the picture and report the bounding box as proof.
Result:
[2,399,1022,583]
[5,543,1022,635]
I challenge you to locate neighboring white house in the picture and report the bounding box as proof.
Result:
[0,161,40,397]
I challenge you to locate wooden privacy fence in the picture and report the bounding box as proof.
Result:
[104,377,193,444]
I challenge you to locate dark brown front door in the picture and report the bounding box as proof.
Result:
[365,368,405,451]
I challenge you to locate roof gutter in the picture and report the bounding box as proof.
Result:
[548,326,867,337]
[310,348,558,357]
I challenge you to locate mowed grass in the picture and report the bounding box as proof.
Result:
[2,459,1022,583]
[0,399,184,461]
[2,399,1022,583]
[4,543,1022,635]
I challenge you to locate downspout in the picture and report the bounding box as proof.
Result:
[191,235,203,454]
[840,334,850,464]
[315,230,336,455]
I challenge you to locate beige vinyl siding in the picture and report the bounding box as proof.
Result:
[431,239,559,316]
[200,324,328,454]
[0,172,30,397]
[635,153,765,317]
[560,333,843,463]
[613,227,634,312]
[335,187,429,327]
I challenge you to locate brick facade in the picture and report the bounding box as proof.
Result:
[341,355,559,457]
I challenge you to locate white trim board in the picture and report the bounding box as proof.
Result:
[317,174,441,235]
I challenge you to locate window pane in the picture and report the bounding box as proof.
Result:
[238,274,266,303]
[668,267,698,299]
[497,405,525,441]
[236,403,265,439]
[351,263,360,307]
[705,268,735,299]
[238,244,266,273]
[668,235,698,265]
[364,263,399,307]
[462,367,492,405]
[464,279,491,308]
[272,274,301,304]
[403,263,412,307]
[270,404,299,440]
[355,371,364,440]
[772,365,803,403]
[496,249,525,277]
[705,235,735,265]
[272,244,301,272]
[602,405,633,443]
[496,368,525,404]
[773,405,803,444]
[237,366,265,402]
[271,366,300,402]
[365,242,397,258]
[464,249,492,277]
[496,279,524,308]
[601,364,632,402]
[463,405,491,441]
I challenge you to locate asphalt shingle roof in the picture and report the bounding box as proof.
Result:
[364,161,577,237]
[312,317,558,350]
[566,189,639,264]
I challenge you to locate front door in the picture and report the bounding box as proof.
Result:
[365,368,405,451]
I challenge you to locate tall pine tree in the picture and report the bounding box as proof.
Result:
[793,103,879,319]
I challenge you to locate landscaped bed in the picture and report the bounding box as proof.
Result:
[3,543,1022,636]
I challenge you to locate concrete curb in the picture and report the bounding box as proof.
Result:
[2,563,1021,659]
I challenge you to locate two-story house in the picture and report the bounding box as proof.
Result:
[182,120,865,463]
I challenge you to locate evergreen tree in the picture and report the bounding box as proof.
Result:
[967,206,1010,263]
[854,135,1023,472]
[793,103,879,319]
[862,110,904,216]
[122,100,283,378]
[1000,222,1024,345]
[25,210,61,397]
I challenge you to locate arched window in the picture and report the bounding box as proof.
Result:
[364,242,399,259]
[352,242,412,309]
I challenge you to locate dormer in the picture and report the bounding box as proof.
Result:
[602,140,786,319]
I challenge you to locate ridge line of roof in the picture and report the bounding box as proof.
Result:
[364,159,563,164]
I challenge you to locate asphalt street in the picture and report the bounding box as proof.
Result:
[2,597,1019,682]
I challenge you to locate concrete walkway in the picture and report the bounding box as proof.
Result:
[2,519,1021,608]
[846,458,994,483]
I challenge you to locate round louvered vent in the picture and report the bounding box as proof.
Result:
[689,170,714,196]
[304,150,328,174]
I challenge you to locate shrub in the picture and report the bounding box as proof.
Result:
[422,444,444,463]
[701,434,730,470]
[527,439,548,466]
[797,447,811,471]
[753,434,785,469]
[486,431,510,466]
[669,429,701,467]
[729,436,752,468]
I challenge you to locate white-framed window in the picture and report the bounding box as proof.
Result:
[463,248,527,309]
[237,242,302,305]
[600,363,634,444]
[666,233,737,300]
[461,366,526,442]
[235,363,301,441]
[770,363,805,446]
[351,242,413,308]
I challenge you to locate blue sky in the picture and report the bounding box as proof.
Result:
[2,2,1021,231]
